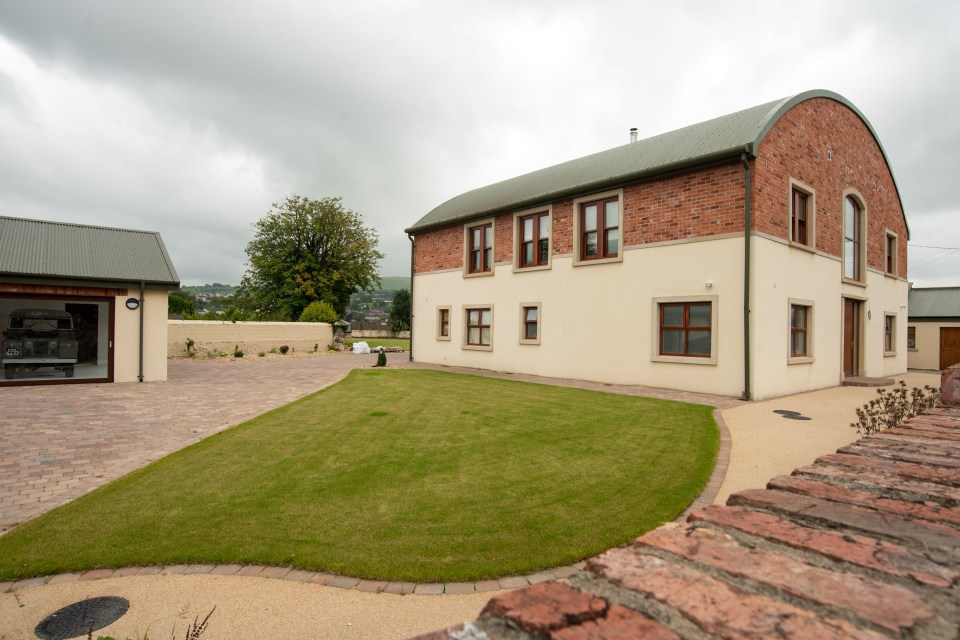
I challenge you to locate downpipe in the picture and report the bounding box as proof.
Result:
[740,154,752,401]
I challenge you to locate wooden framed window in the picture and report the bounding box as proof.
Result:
[519,303,541,344]
[579,197,619,261]
[843,195,863,281]
[790,304,810,357]
[436,307,451,340]
[465,306,492,349]
[907,326,916,350]
[791,188,809,245]
[659,302,712,357]
[467,222,493,274]
[885,232,897,276]
[884,314,896,355]
[518,212,550,268]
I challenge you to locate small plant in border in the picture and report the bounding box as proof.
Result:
[233,345,244,358]
[851,381,940,436]
[185,338,195,357]
[279,345,289,355]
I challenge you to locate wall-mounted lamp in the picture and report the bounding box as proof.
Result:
[125,298,140,310]
[705,281,713,289]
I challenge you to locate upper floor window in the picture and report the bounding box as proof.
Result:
[579,196,619,261]
[791,187,810,246]
[843,196,863,281]
[885,232,898,276]
[518,212,550,269]
[466,222,493,275]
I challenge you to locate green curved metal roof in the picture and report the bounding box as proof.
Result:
[407,90,905,234]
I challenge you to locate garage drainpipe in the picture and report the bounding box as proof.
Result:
[740,153,752,401]
[138,280,145,383]
[407,233,414,362]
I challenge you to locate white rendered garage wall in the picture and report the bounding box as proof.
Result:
[412,236,746,397]
[908,321,960,370]
[114,288,169,382]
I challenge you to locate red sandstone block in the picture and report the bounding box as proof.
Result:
[589,547,888,640]
[408,624,464,640]
[690,505,957,588]
[728,489,960,550]
[481,582,607,634]
[769,475,960,526]
[838,441,960,468]
[792,464,959,503]
[551,604,680,640]
[637,523,933,632]
[815,453,960,486]
[867,431,960,451]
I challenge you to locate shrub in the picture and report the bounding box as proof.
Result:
[258,352,265,358]
[185,338,195,357]
[299,301,338,323]
[313,343,319,352]
[851,381,940,436]
[374,348,387,368]
[279,345,290,355]
[233,345,244,358]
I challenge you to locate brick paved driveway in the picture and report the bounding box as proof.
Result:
[0,354,371,534]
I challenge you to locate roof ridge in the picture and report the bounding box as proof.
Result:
[0,214,160,237]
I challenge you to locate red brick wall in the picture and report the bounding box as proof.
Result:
[753,97,908,278]
[414,97,907,277]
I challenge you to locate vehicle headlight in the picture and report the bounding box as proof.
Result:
[50,341,58,349]
[24,340,33,348]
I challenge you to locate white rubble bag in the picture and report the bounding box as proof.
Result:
[351,341,371,354]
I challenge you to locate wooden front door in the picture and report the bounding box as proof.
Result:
[941,328,960,369]
[843,299,861,377]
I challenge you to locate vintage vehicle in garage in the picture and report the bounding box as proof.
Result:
[1,309,79,379]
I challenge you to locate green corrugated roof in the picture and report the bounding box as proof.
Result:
[0,216,180,286]
[909,287,960,318]
[407,89,905,234]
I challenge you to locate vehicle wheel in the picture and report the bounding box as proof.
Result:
[64,366,75,378]
[3,365,14,380]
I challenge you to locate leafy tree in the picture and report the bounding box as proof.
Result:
[389,288,411,333]
[168,291,197,317]
[299,300,338,323]
[239,195,384,319]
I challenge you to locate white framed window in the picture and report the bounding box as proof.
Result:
[463,304,493,351]
[907,326,916,351]
[519,303,541,345]
[884,313,896,356]
[573,189,624,266]
[651,295,718,365]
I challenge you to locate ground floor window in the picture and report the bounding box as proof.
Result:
[884,314,896,355]
[907,326,916,350]
[1,296,112,384]
[436,306,451,340]
[659,301,712,357]
[520,304,540,344]
[464,306,492,350]
[790,304,810,357]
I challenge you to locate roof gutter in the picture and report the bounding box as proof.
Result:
[740,154,752,401]
[405,145,753,235]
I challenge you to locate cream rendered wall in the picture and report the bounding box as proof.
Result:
[413,236,746,397]
[750,237,908,398]
[114,288,169,382]
[909,321,960,370]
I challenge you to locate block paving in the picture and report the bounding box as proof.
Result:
[413,406,960,639]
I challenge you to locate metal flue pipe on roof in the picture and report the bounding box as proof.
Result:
[629,128,638,143]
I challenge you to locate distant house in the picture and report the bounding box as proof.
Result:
[405,90,909,400]
[0,216,180,385]
[908,286,960,370]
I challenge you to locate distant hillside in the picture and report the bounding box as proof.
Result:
[181,283,239,297]
[378,276,410,292]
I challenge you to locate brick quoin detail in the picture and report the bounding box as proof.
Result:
[412,406,960,639]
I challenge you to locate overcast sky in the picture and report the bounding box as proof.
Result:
[1,1,958,287]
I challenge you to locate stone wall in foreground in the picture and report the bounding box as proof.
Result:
[415,406,960,639]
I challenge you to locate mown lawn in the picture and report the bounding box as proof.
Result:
[0,369,718,582]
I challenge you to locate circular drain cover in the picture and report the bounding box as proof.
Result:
[35,596,130,640]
